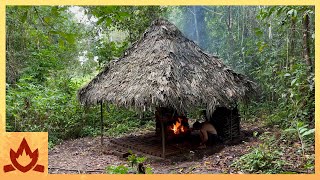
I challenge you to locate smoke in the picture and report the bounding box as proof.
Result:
[167,6,210,52]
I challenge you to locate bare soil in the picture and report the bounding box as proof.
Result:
[48,122,314,174]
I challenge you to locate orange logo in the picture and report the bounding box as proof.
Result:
[3,138,44,173]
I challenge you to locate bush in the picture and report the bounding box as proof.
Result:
[231,133,285,173]
[232,144,284,173]
[106,165,130,174]
[106,153,152,174]
[6,75,154,147]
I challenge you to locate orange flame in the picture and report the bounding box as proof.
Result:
[170,118,187,134]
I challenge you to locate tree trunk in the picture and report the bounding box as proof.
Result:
[192,6,199,44]
[237,7,240,40]
[226,6,232,32]
[303,13,311,67]
[289,18,296,69]
[286,29,289,69]
[226,7,235,49]
[241,6,245,46]
[268,19,272,39]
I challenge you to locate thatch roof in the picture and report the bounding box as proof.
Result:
[78,19,256,115]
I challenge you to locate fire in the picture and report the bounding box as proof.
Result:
[181,125,185,133]
[4,137,44,173]
[9,138,39,172]
[16,149,33,167]
[10,138,38,168]
[170,118,187,134]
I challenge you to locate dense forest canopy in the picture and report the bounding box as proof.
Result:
[5,6,314,173]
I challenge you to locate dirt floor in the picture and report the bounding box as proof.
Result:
[48,122,314,174]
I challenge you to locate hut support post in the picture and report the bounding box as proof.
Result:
[161,121,165,158]
[100,101,104,146]
[230,109,233,140]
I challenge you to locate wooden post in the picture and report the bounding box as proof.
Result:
[230,109,233,141]
[100,101,104,146]
[161,121,165,158]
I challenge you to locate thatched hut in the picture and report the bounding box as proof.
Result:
[78,19,255,156]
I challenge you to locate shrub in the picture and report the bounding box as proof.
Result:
[231,133,285,173]
[106,153,152,174]
[6,75,154,147]
[232,144,284,173]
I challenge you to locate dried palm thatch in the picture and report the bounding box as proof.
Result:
[78,19,256,116]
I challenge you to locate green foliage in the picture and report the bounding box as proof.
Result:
[106,165,129,174]
[233,128,314,173]
[257,61,315,128]
[6,6,157,147]
[6,7,314,174]
[6,74,154,146]
[232,133,285,173]
[6,6,82,84]
[103,106,154,137]
[106,153,152,174]
[232,145,284,173]
[283,121,314,159]
[284,121,314,142]
[6,75,85,143]
[235,6,315,138]
[127,153,147,167]
[87,6,166,67]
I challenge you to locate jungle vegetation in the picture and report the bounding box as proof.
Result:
[6,6,314,173]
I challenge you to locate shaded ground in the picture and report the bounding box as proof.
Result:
[49,122,314,174]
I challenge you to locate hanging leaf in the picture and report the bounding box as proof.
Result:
[301,129,315,137]
[284,128,296,133]
[291,78,297,86]
[299,127,309,134]
[296,121,305,128]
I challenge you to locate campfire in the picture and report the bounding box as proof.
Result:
[168,117,189,136]
[155,107,190,142]
[170,118,186,134]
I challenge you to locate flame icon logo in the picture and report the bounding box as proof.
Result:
[3,138,44,173]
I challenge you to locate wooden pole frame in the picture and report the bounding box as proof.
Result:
[230,109,233,141]
[100,101,104,146]
[161,121,166,158]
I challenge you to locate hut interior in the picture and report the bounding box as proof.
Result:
[154,106,240,143]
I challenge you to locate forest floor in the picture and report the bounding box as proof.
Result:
[48,122,314,174]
